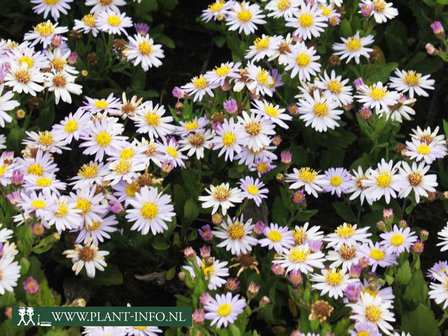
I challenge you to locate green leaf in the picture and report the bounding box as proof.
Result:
[401,304,439,336]
[184,198,199,224]
[403,271,428,306]
[0,291,16,307]
[332,201,357,222]
[339,19,352,37]
[166,266,176,281]
[395,261,412,286]
[94,264,123,286]
[230,324,242,336]
[151,236,170,250]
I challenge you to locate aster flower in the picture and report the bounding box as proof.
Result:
[213,215,257,255]
[85,0,126,13]
[284,42,321,82]
[202,0,233,22]
[389,69,435,98]
[311,268,358,299]
[181,74,218,102]
[362,159,402,204]
[332,32,374,64]
[327,244,362,272]
[286,167,324,197]
[126,186,175,235]
[179,130,213,160]
[239,176,268,206]
[63,237,109,278]
[245,35,282,62]
[24,21,68,48]
[84,94,121,115]
[0,254,21,295]
[427,261,448,280]
[437,223,448,252]
[125,34,164,71]
[358,241,397,272]
[259,223,295,253]
[397,161,437,203]
[250,99,292,129]
[73,14,99,37]
[314,70,353,106]
[157,137,187,169]
[0,84,20,128]
[204,293,246,328]
[274,244,326,274]
[199,183,243,216]
[97,9,133,36]
[131,101,175,140]
[31,0,73,21]
[292,222,325,245]
[404,138,446,164]
[205,61,241,86]
[380,225,417,255]
[4,63,44,96]
[44,71,82,104]
[326,223,371,249]
[212,118,245,161]
[226,2,266,35]
[361,0,398,23]
[429,270,448,309]
[349,323,381,336]
[246,63,275,97]
[238,112,275,151]
[266,0,301,19]
[321,167,354,196]
[77,215,118,245]
[285,4,328,40]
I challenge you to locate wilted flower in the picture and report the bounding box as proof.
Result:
[199,225,213,241]
[23,277,39,295]
[247,281,260,298]
[192,308,205,324]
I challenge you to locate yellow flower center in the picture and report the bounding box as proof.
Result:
[141,202,158,220]
[257,162,268,172]
[38,131,53,146]
[209,1,224,12]
[28,164,43,176]
[55,203,68,217]
[246,185,259,195]
[138,42,152,56]
[134,327,147,331]
[94,100,109,109]
[299,167,317,183]
[369,87,387,100]
[330,176,342,187]
[107,15,122,26]
[237,10,252,22]
[96,132,112,147]
[357,331,370,336]
[376,173,391,188]
[268,230,282,242]
[99,0,113,4]
[0,165,6,177]
[293,228,307,245]
[408,172,422,186]
[328,80,343,94]
[19,56,34,68]
[64,120,78,133]
[189,133,205,147]
[370,248,385,260]
[404,71,419,86]
[372,0,386,12]
[125,184,137,196]
[215,65,230,77]
[277,0,291,10]
[36,177,52,187]
[254,37,269,51]
[417,144,430,155]
[390,233,404,246]
[340,244,357,260]
[213,185,231,201]
[76,199,91,215]
[185,121,199,131]
[365,305,381,323]
[202,263,215,278]
[14,69,31,83]
[325,270,343,286]
[265,106,278,117]
[53,74,67,88]
[296,53,311,67]
[222,132,236,146]
[34,22,54,36]
[32,200,46,209]
[87,221,101,231]
[114,159,132,175]
[335,224,354,238]
[299,13,313,27]
[82,14,96,27]
[245,121,261,136]
[313,103,328,117]
[144,112,160,126]
[120,148,134,159]
[289,246,310,263]
[257,69,270,85]
[44,0,60,5]
[321,6,331,16]
[217,303,232,317]
[227,222,245,240]
[78,164,98,178]
[193,76,208,89]
[51,58,66,72]
[166,147,178,158]
[346,39,362,51]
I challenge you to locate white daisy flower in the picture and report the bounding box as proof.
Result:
[131,101,175,140]
[77,214,118,245]
[157,137,188,168]
[327,244,362,272]
[245,35,282,62]
[266,0,301,19]
[198,183,243,215]
[0,254,21,295]
[10,43,49,71]
[19,189,58,221]
[205,61,241,86]
[63,237,109,278]
[46,196,82,233]
[179,130,213,160]
[204,293,246,328]
[239,176,268,206]
[314,70,353,106]
[292,222,325,245]
[202,0,233,22]
[321,167,354,197]
[326,223,371,249]
[404,138,446,165]
[284,42,321,82]
[410,126,446,147]
[226,1,266,35]
[286,167,324,197]
[19,149,59,177]
[259,223,295,253]
[0,135,6,150]
[112,180,138,206]
[285,4,328,40]
[389,69,435,98]
[238,111,275,151]
[358,241,397,272]
[126,186,175,235]
[348,166,373,205]
[52,108,91,145]
[213,215,257,256]
[397,161,437,203]
[44,71,82,104]
[429,271,448,309]
[0,84,20,128]
[274,244,326,274]
[386,96,416,123]
[125,34,164,71]
[332,32,374,64]
[246,63,275,97]
[185,256,229,290]
[70,187,108,227]
[23,173,67,196]
[176,116,209,136]
[298,90,344,132]
[181,74,218,102]
[362,159,402,204]
[437,223,448,252]
[24,21,68,48]
[23,130,68,154]
[84,94,121,115]
[212,118,245,161]
[348,293,395,335]
[311,268,358,299]
[361,0,398,23]
[4,63,44,96]
[250,99,292,129]
[80,117,127,162]
[380,225,417,255]
[70,161,109,190]
[31,0,73,21]
[105,157,146,185]
[73,14,99,37]
[97,9,133,36]
[86,0,126,13]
